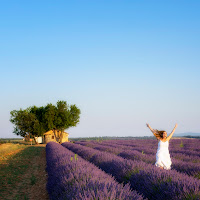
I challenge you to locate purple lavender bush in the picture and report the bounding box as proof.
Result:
[76,141,200,178]
[76,139,200,179]
[62,142,200,200]
[46,142,144,200]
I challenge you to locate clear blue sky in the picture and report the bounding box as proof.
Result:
[0,1,200,138]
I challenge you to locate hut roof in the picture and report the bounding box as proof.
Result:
[43,130,53,135]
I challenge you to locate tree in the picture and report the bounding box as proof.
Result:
[10,108,42,144]
[10,100,81,144]
[43,103,57,131]
[53,101,81,140]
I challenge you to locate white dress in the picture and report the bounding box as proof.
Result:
[155,140,172,170]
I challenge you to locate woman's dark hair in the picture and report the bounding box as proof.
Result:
[155,130,166,139]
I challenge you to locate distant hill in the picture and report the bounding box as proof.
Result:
[174,133,200,137]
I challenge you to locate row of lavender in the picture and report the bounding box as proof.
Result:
[62,142,200,200]
[103,139,200,151]
[76,139,200,162]
[98,139,200,156]
[75,140,200,178]
[77,139,200,163]
[46,142,144,200]
[102,139,200,164]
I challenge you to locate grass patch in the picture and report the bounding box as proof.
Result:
[30,174,36,185]
[0,145,44,200]
[14,194,29,200]
[0,143,26,159]
[179,141,184,148]
[0,138,36,145]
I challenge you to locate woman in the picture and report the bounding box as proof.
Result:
[146,123,178,170]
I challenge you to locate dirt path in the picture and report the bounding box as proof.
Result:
[1,145,49,200]
[28,145,49,200]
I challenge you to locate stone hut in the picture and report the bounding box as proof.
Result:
[43,130,69,144]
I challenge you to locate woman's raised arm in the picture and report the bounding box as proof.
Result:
[166,124,178,141]
[146,123,159,138]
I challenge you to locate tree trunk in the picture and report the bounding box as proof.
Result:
[53,129,57,139]
[33,136,38,145]
[60,130,63,143]
[25,133,31,142]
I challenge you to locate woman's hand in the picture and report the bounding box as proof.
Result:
[146,123,150,128]
[166,123,178,141]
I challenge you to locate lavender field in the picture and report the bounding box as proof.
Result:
[46,139,200,200]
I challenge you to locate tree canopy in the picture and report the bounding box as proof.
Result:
[10,100,81,140]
